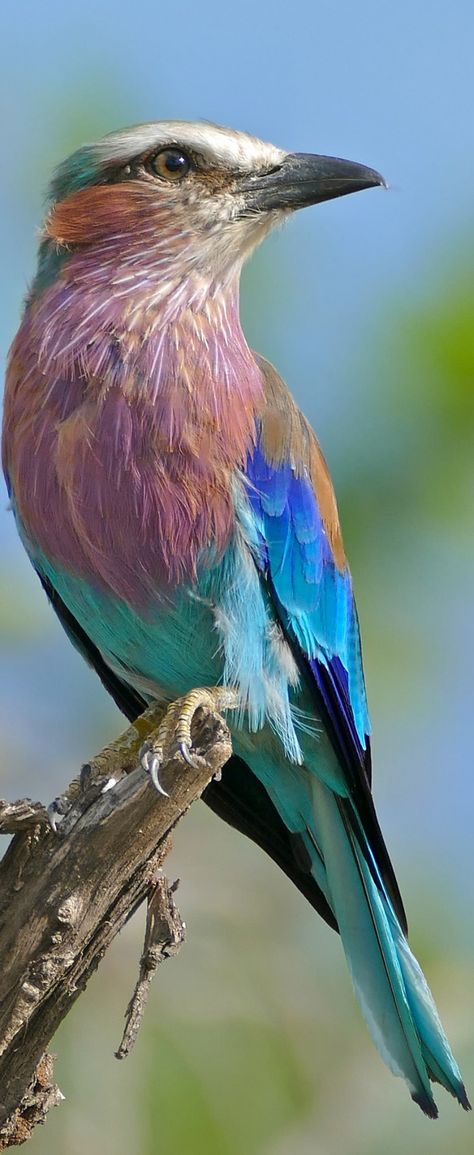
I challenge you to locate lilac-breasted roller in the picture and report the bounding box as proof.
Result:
[2,121,469,1116]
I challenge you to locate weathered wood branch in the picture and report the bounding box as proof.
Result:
[0,701,232,1148]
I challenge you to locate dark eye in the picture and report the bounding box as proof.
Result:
[151,148,191,182]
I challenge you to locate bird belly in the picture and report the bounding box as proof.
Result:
[27,512,304,765]
[32,546,224,705]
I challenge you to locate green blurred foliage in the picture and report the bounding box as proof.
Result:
[339,255,474,553]
[140,1020,312,1155]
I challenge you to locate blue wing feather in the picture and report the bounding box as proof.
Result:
[245,438,370,761]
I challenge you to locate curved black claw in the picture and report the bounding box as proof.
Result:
[178,740,201,769]
[139,740,169,797]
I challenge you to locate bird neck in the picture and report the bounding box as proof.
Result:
[4,250,265,601]
[25,252,264,454]
[30,188,265,430]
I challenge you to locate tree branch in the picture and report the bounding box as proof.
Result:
[0,701,232,1148]
[115,874,186,1061]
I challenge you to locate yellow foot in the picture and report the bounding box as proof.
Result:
[139,687,240,796]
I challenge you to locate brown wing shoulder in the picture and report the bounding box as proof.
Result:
[255,352,346,570]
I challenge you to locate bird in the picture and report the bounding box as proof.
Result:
[2,119,469,1116]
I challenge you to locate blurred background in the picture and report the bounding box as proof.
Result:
[1,0,474,1151]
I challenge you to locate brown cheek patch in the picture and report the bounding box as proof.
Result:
[44,182,155,246]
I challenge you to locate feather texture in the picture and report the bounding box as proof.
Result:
[2,119,469,1116]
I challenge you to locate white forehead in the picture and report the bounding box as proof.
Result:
[94,120,287,172]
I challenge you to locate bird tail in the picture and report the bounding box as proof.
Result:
[310,777,470,1117]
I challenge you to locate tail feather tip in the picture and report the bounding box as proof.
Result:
[456,1083,472,1113]
[412,1080,471,1118]
[412,1090,438,1120]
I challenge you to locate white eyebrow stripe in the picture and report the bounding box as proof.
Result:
[70,120,287,177]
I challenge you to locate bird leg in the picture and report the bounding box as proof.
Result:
[140,687,240,796]
[47,702,169,832]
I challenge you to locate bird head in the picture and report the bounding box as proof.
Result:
[41,120,385,309]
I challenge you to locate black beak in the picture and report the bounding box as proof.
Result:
[237,152,386,214]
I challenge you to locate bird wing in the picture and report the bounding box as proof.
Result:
[247,354,407,930]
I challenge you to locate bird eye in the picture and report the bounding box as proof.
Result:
[151,148,191,182]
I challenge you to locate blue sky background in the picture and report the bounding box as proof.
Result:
[1,2,474,1150]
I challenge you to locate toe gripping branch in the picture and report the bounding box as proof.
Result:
[140,687,240,796]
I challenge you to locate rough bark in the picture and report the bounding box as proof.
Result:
[0,701,232,1148]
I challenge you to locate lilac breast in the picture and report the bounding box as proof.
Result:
[4,277,264,608]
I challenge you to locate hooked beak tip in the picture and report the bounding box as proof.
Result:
[238,153,388,214]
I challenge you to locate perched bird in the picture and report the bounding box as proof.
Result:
[2,120,469,1116]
